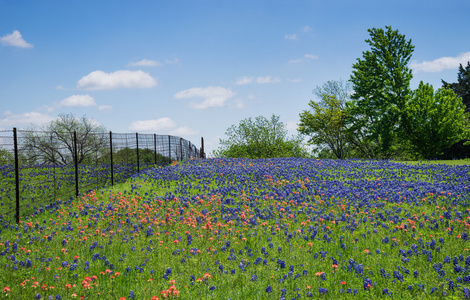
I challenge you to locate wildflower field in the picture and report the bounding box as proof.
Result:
[1,158,470,299]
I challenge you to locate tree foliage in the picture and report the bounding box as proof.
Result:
[22,114,107,165]
[110,147,169,165]
[404,82,470,159]
[348,26,414,158]
[0,147,13,165]
[215,115,308,158]
[442,61,470,113]
[439,62,470,159]
[298,80,350,159]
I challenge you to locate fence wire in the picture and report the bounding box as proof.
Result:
[0,129,204,223]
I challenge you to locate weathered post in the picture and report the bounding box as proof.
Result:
[154,134,157,165]
[13,128,20,224]
[109,131,114,186]
[136,133,140,173]
[168,136,171,164]
[201,137,205,159]
[73,131,79,198]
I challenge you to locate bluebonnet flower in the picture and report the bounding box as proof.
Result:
[266,285,272,293]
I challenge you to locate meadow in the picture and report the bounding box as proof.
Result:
[1,157,470,299]
[0,162,156,220]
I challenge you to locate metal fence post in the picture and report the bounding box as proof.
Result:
[180,138,183,161]
[109,131,114,186]
[13,128,20,224]
[168,136,171,164]
[136,133,140,173]
[201,137,205,159]
[73,131,79,198]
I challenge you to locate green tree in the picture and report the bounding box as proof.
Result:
[0,147,13,165]
[439,62,470,159]
[22,114,107,165]
[404,82,470,159]
[298,80,353,159]
[348,26,414,158]
[442,61,470,113]
[215,115,308,158]
[111,147,169,165]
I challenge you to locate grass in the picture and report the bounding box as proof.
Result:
[396,159,470,166]
[1,157,470,299]
[0,162,157,219]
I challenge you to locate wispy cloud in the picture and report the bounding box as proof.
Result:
[233,99,245,109]
[129,117,176,132]
[304,54,318,60]
[170,126,198,137]
[410,52,470,73]
[60,94,96,107]
[303,26,312,32]
[284,33,297,40]
[174,86,235,109]
[256,76,280,84]
[235,76,254,85]
[165,58,179,64]
[0,30,33,48]
[127,59,161,67]
[128,117,196,137]
[77,70,157,90]
[287,78,302,83]
[98,105,113,112]
[128,58,179,67]
[289,53,319,64]
[0,111,53,130]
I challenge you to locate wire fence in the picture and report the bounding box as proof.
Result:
[0,128,205,223]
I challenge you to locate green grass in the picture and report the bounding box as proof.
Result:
[396,159,470,166]
[0,158,469,299]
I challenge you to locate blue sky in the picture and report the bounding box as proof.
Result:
[1,0,469,155]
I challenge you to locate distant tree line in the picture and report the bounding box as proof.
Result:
[215,26,470,160]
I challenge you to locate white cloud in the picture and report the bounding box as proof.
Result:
[77,70,157,90]
[304,54,319,60]
[128,117,176,132]
[410,52,470,73]
[128,59,161,67]
[174,86,235,109]
[256,76,280,84]
[287,78,302,83]
[60,94,96,107]
[232,99,245,109]
[98,105,113,111]
[289,54,319,64]
[236,76,254,85]
[170,126,198,137]
[288,59,303,64]
[303,26,312,32]
[284,33,297,40]
[0,111,54,130]
[165,58,180,64]
[0,30,33,48]
[56,85,66,90]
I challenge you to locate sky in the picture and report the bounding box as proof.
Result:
[1,0,469,156]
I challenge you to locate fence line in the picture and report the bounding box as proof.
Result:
[0,128,205,223]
